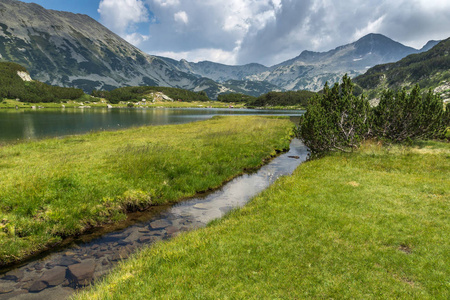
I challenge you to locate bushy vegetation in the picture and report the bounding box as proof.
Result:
[299,75,449,154]
[0,62,84,103]
[373,85,448,142]
[299,75,372,154]
[217,93,256,103]
[92,86,210,104]
[247,90,315,107]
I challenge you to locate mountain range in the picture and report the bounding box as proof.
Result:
[0,0,441,98]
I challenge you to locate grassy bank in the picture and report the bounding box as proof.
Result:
[75,140,449,299]
[0,116,293,265]
[0,99,245,109]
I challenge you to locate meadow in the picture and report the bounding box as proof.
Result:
[0,116,293,265]
[75,140,449,299]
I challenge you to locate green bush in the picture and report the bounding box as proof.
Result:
[298,75,371,154]
[373,86,449,142]
[247,90,315,107]
[299,75,449,154]
[217,93,256,103]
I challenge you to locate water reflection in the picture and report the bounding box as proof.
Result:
[0,108,304,142]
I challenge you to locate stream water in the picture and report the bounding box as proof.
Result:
[0,139,309,299]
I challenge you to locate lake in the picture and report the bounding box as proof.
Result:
[0,107,304,142]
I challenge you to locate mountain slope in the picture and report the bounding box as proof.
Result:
[0,61,85,102]
[0,0,207,92]
[0,0,442,98]
[0,0,242,97]
[159,57,270,82]
[353,37,450,100]
[163,34,439,92]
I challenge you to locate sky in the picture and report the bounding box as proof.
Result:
[21,0,450,66]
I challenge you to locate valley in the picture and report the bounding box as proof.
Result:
[0,0,449,299]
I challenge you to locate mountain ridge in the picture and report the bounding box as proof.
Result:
[160,33,439,92]
[0,0,442,97]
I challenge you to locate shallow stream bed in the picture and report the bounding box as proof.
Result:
[0,139,308,300]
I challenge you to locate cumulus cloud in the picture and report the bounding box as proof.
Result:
[153,48,238,65]
[174,11,188,24]
[98,0,450,65]
[98,0,150,45]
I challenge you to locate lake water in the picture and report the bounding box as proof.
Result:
[0,108,304,142]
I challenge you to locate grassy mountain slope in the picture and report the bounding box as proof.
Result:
[0,61,85,102]
[354,37,450,100]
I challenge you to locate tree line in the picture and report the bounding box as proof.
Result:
[92,86,210,104]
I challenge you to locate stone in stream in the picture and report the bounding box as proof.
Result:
[67,261,96,286]
[165,226,179,235]
[193,203,209,210]
[110,248,131,262]
[2,268,24,282]
[39,266,67,286]
[0,279,16,294]
[117,240,132,246]
[138,236,156,243]
[94,252,105,259]
[57,256,81,267]
[150,219,171,229]
[124,230,146,243]
[28,280,48,293]
[32,263,45,271]
[1,275,18,281]
[108,233,129,240]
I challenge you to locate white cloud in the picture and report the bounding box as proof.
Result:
[352,15,386,42]
[153,0,179,7]
[124,32,150,46]
[174,11,188,24]
[153,48,238,65]
[97,0,450,66]
[98,0,149,34]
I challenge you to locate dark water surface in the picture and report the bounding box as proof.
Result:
[0,108,304,142]
[0,139,309,300]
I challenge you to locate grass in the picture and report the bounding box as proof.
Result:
[0,99,246,109]
[0,116,294,265]
[74,140,449,299]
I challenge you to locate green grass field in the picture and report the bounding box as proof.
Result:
[75,140,449,299]
[0,116,293,265]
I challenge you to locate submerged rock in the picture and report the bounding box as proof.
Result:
[28,280,48,293]
[67,261,96,286]
[40,266,67,286]
[150,219,171,229]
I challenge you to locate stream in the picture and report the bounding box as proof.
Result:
[0,139,309,300]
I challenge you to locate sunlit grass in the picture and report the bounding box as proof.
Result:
[0,116,293,265]
[75,140,449,299]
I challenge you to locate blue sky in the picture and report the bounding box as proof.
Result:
[19,0,450,66]
[21,0,101,19]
